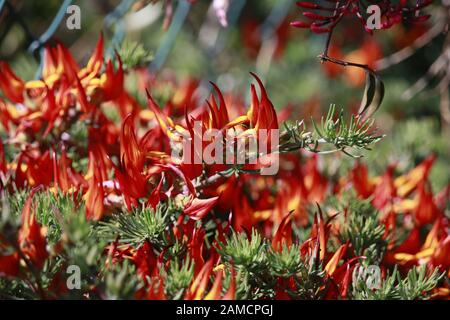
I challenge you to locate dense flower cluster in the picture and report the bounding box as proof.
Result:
[291,0,432,33]
[0,36,448,300]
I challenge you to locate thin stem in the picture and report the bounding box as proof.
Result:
[194,169,234,189]
[321,1,339,58]
[319,54,375,74]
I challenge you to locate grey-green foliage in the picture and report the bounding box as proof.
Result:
[0,190,178,300]
[312,105,384,156]
[219,229,268,272]
[0,190,444,300]
[340,198,387,265]
[269,242,326,300]
[0,190,106,299]
[352,265,444,300]
[34,191,83,243]
[218,229,326,300]
[163,257,194,300]
[396,266,444,300]
[1,189,83,244]
[289,256,326,300]
[115,39,153,71]
[97,203,173,249]
[218,229,272,299]
[267,244,303,278]
[49,207,106,299]
[101,260,143,300]
[1,189,28,220]
[280,105,383,158]
[0,189,38,301]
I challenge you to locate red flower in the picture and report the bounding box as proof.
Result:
[84,152,105,221]
[183,196,220,221]
[351,162,375,199]
[372,165,396,210]
[132,241,157,280]
[291,0,431,34]
[18,189,48,269]
[414,182,441,226]
[0,62,25,103]
[0,138,6,177]
[0,253,20,277]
